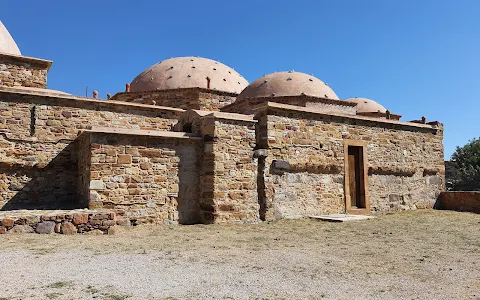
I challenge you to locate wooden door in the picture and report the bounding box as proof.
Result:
[348,146,363,208]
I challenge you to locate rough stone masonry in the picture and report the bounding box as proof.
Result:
[0,31,446,233]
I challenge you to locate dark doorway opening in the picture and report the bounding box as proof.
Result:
[182,123,193,133]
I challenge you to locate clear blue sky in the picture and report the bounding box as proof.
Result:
[2,0,479,159]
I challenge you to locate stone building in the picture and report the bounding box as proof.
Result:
[0,21,445,229]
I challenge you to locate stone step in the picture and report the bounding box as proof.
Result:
[309,214,375,222]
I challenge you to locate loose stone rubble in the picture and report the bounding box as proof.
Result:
[0,209,131,234]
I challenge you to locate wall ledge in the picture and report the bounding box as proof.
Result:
[254,101,441,132]
[85,126,202,140]
[0,87,185,114]
[0,52,53,71]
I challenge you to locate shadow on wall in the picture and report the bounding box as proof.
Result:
[173,142,202,225]
[198,146,215,224]
[1,142,84,210]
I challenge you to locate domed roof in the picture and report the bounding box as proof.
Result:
[0,21,21,56]
[130,56,248,94]
[345,97,387,113]
[237,71,339,100]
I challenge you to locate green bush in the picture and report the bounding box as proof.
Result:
[449,137,480,191]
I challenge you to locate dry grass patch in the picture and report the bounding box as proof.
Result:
[1,210,479,255]
[0,210,478,299]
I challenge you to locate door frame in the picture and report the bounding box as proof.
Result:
[343,139,370,214]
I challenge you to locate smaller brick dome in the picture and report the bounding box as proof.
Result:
[0,21,21,56]
[237,71,339,101]
[345,97,387,113]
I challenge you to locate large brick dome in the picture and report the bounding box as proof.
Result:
[345,97,387,113]
[130,57,248,94]
[237,71,339,100]
[0,21,21,56]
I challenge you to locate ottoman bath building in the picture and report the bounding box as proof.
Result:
[0,21,444,229]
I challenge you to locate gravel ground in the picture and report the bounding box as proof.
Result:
[0,210,479,300]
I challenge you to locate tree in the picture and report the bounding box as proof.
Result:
[449,137,480,191]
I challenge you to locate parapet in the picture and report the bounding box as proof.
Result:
[111,87,238,111]
[222,94,357,116]
[252,101,442,133]
[0,52,52,89]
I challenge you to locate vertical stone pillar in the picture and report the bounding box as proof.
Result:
[253,107,273,220]
[199,113,259,223]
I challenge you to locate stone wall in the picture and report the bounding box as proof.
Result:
[0,138,79,210]
[198,90,237,111]
[0,53,51,88]
[304,101,357,115]
[255,103,444,219]
[255,109,344,219]
[0,99,31,139]
[0,210,132,235]
[0,90,183,141]
[0,89,183,210]
[199,113,259,223]
[0,87,448,224]
[80,130,202,225]
[436,192,480,213]
[111,88,237,111]
[221,95,357,115]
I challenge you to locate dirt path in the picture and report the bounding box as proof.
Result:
[0,210,479,299]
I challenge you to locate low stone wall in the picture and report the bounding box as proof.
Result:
[436,192,480,213]
[0,210,133,235]
[0,53,51,88]
[111,88,237,111]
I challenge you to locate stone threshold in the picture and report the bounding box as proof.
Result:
[309,214,375,222]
